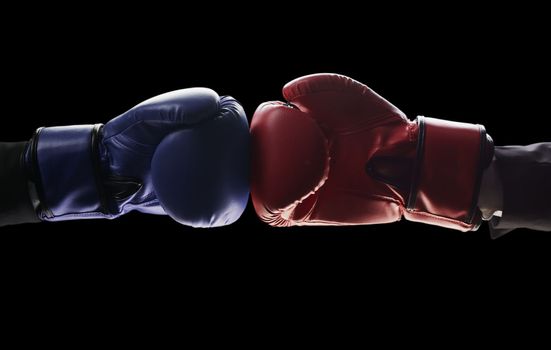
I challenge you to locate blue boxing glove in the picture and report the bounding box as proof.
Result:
[25,88,249,227]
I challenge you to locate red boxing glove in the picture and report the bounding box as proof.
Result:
[250,73,493,231]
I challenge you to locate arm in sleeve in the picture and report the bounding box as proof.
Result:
[0,142,40,226]
[485,143,551,238]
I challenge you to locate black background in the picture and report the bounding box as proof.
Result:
[1,9,550,335]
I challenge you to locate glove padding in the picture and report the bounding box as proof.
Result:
[251,73,492,231]
[27,88,249,227]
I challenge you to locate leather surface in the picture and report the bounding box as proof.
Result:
[251,73,490,231]
[31,88,250,227]
[152,96,249,227]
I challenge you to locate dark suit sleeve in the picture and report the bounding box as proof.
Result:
[489,143,551,238]
[0,142,40,226]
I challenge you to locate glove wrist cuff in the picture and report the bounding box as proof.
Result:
[404,116,494,231]
[26,124,109,221]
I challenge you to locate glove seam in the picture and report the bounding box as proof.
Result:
[405,209,473,228]
[333,112,409,136]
